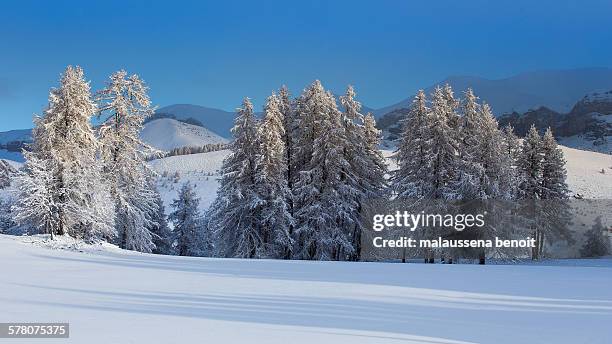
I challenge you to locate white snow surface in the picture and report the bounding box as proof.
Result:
[140,118,228,152]
[148,149,230,213]
[1,234,611,344]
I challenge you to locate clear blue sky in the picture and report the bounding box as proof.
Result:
[1,0,611,131]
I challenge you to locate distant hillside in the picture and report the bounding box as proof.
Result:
[140,118,228,152]
[498,90,612,154]
[374,68,612,117]
[155,104,235,138]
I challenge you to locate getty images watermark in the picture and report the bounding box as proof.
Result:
[370,210,536,249]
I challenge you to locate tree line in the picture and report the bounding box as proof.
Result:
[7,66,590,261]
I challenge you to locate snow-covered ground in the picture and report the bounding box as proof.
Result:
[1,234,611,344]
[140,118,228,152]
[148,149,229,213]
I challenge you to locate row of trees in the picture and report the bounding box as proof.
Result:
[392,86,572,261]
[207,81,387,260]
[8,66,579,261]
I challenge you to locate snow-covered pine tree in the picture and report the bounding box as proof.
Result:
[339,86,387,259]
[538,127,573,257]
[255,93,294,258]
[392,90,432,199]
[580,216,610,257]
[518,125,545,259]
[362,113,388,198]
[428,86,460,199]
[12,151,58,237]
[292,80,359,260]
[209,98,265,258]
[170,182,205,256]
[14,66,114,240]
[97,70,158,252]
[149,187,174,255]
[519,125,543,199]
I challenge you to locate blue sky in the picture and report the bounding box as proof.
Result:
[0,0,611,131]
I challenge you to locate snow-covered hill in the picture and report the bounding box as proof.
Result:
[375,68,612,117]
[148,149,230,214]
[140,118,228,152]
[0,233,611,344]
[155,104,235,138]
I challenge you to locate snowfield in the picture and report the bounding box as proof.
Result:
[140,118,228,152]
[1,234,611,344]
[148,149,230,213]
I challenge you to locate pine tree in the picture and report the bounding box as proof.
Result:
[392,90,431,199]
[255,93,294,258]
[150,188,174,255]
[12,151,58,237]
[538,128,573,257]
[580,216,610,257]
[519,125,543,199]
[428,86,460,199]
[97,70,158,252]
[292,80,359,260]
[170,182,205,256]
[14,66,114,240]
[209,98,265,258]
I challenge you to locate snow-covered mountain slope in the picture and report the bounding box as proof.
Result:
[561,145,612,199]
[140,118,228,152]
[1,233,611,344]
[156,104,235,138]
[148,149,230,214]
[375,68,612,117]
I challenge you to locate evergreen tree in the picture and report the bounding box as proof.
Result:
[538,128,573,257]
[519,125,543,199]
[392,90,431,199]
[209,98,265,258]
[97,70,157,252]
[12,151,58,237]
[14,66,114,240]
[170,182,205,256]
[292,81,358,260]
[150,188,174,255]
[255,93,294,258]
[428,86,460,199]
[580,216,610,257]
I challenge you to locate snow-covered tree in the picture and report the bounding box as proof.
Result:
[538,127,573,256]
[209,98,265,258]
[292,81,359,260]
[428,86,460,199]
[97,70,158,252]
[255,93,294,258]
[392,90,431,199]
[170,182,206,256]
[12,151,58,236]
[339,86,387,259]
[580,216,610,257]
[14,66,114,240]
[149,188,174,255]
[519,125,543,199]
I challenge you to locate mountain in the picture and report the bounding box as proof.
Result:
[155,104,235,138]
[498,90,612,154]
[374,68,612,117]
[140,118,228,152]
[0,129,32,162]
